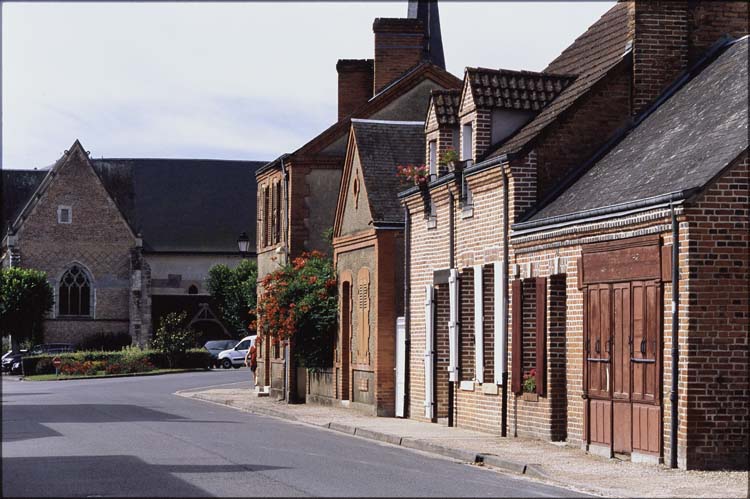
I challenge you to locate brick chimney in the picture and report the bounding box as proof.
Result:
[372,18,425,94]
[337,59,374,120]
[632,0,689,116]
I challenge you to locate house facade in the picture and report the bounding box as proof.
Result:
[400,0,748,470]
[254,0,461,401]
[2,140,263,346]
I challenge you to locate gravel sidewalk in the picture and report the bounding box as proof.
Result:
[175,384,747,498]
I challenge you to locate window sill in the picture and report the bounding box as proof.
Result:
[426,217,437,230]
[54,316,95,321]
[461,205,474,219]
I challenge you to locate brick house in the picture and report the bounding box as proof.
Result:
[317,119,424,416]
[2,140,264,346]
[400,0,748,470]
[510,36,748,470]
[254,0,461,401]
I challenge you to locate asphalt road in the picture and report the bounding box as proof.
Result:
[2,370,586,497]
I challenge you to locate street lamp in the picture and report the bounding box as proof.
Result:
[237,231,250,258]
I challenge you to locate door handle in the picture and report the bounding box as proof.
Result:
[640,339,647,355]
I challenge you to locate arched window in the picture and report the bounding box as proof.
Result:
[188,285,199,295]
[59,265,92,317]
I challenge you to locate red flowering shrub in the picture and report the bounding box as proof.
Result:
[256,251,337,367]
[60,360,101,376]
[396,164,429,186]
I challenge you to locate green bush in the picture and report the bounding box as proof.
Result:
[77,332,132,351]
[173,349,211,369]
[151,312,199,368]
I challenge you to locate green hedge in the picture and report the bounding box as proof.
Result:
[22,348,211,375]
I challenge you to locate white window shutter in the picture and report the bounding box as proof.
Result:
[473,265,484,383]
[448,269,459,382]
[424,284,434,419]
[494,261,506,384]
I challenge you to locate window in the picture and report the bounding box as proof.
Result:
[58,265,92,317]
[57,205,72,224]
[236,340,251,350]
[188,285,199,295]
[462,123,473,164]
[428,140,437,178]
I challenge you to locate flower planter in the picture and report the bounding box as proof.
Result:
[522,392,539,402]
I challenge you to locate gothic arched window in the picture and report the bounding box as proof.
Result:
[58,265,93,317]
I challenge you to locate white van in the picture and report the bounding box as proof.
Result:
[217,335,256,369]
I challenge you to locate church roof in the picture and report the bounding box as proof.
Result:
[91,158,265,253]
[351,119,426,225]
[518,36,748,228]
[1,169,47,236]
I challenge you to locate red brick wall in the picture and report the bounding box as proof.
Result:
[688,1,749,63]
[683,152,749,469]
[373,18,424,94]
[337,59,374,121]
[632,0,689,115]
[459,268,475,381]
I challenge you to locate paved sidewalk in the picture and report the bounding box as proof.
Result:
[175,385,747,498]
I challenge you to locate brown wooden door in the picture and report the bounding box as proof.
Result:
[612,282,632,454]
[585,284,612,447]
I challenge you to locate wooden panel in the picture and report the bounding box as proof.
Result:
[633,403,661,454]
[356,268,371,365]
[535,277,547,397]
[612,283,631,401]
[661,245,673,282]
[632,281,661,403]
[589,399,612,445]
[582,242,661,285]
[586,285,611,399]
[511,279,523,394]
[613,400,632,453]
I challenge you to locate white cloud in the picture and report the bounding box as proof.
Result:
[2,1,614,168]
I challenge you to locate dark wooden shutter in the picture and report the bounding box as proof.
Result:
[535,277,547,397]
[511,279,523,394]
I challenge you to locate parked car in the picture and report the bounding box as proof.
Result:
[217,335,256,369]
[203,339,238,368]
[28,343,75,355]
[2,350,27,373]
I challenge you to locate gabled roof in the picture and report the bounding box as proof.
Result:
[464,68,575,112]
[90,158,265,253]
[348,119,426,226]
[2,169,47,236]
[257,61,461,177]
[519,36,748,227]
[430,89,461,126]
[484,2,633,160]
[4,141,266,254]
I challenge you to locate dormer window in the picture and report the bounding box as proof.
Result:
[57,205,72,224]
[462,123,473,164]
[428,141,437,178]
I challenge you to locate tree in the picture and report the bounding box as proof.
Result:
[150,311,198,368]
[0,267,54,352]
[206,259,257,335]
[256,251,337,368]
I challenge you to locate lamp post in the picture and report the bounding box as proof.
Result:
[237,231,250,259]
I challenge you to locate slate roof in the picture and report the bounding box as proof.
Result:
[430,89,461,125]
[485,2,632,159]
[465,68,575,112]
[522,37,749,226]
[2,169,47,236]
[91,159,266,253]
[351,120,426,225]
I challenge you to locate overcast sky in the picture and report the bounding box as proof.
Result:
[2,1,615,169]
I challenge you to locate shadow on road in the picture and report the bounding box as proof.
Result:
[2,455,289,497]
[2,404,241,443]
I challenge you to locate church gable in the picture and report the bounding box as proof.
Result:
[15,141,135,250]
[338,143,374,237]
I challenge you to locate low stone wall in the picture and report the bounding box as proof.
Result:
[306,368,335,405]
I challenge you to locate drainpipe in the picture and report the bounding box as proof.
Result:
[280,157,289,402]
[448,186,455,427]
[404,206,411,417]
[670,203,680,468]
[501,168,509,437]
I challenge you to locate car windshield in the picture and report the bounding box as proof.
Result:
[236,340,251,350]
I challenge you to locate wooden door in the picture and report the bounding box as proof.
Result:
[585,284,612,447]
[339,281,351,400]
[612,282,632,454]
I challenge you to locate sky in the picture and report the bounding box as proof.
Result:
[2,1,615,169]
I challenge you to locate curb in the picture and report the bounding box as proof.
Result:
[180,392,547,482]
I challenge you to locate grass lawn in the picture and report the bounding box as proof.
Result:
[24,368,209,381]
